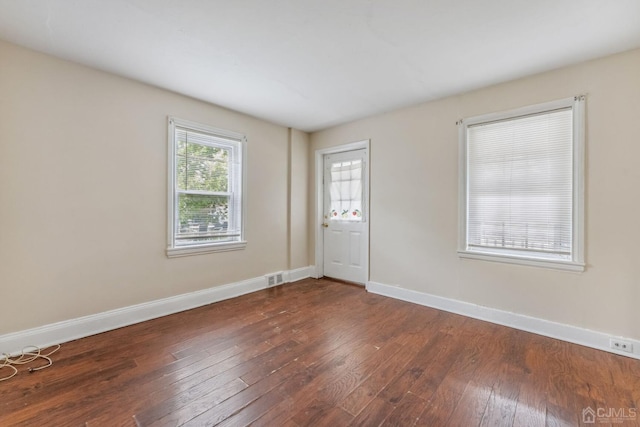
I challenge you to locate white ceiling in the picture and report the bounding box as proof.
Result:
[1,1,639,132]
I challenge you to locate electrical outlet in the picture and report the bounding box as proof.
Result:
[610,338,633,353]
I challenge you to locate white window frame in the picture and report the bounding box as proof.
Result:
[167,117,247,258]
[458,96,585,272]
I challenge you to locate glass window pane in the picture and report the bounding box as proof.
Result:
[467,108,573,258]
[176,140,229,192]
[175,193,239,246]
[329,160,363,221]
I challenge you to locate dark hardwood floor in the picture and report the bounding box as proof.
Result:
[1,278,639,426]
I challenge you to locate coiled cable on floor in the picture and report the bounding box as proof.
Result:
[0,344,61,382]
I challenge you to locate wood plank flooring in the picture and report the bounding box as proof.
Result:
[1,278,639,426]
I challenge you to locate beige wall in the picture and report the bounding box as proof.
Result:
[0,40,308,335]
[310,48,640,341]
[289,129,310,270]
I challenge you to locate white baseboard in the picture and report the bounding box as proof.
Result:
[287,265,315,282]
[311,265,322,279]
[0,266,316,356]
[366,281,640,360]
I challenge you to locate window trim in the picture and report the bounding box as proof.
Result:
[457,96,585,272]
[167,117,247,258]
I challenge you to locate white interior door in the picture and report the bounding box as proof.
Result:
[322,149,369,284]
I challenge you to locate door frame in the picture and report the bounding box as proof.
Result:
[314,139,370,281]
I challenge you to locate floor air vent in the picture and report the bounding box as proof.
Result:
[266,272,284,287]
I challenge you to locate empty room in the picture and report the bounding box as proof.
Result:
[1,1,639,426]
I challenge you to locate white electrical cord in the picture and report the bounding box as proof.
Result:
[0,344,61,382]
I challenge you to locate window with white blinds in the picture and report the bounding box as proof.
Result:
[167,117,246,257]
[458,97,585,271]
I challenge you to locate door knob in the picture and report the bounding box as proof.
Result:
[322,223,329,228]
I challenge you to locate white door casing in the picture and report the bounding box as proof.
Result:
[322,148,369,284]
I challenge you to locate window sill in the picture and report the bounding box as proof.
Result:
[458,250,585,272]
[167,241,247,258]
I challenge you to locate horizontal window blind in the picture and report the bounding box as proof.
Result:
[466,107,573,259]
[176,129,230,193]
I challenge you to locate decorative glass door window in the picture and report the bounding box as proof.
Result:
[329,159,363,221]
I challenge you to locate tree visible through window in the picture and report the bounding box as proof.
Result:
[167,118,245,257]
